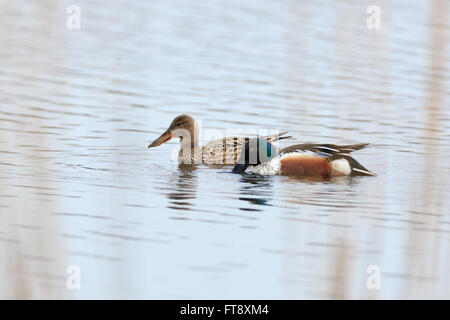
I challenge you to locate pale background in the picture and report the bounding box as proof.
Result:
[0,0,449,299]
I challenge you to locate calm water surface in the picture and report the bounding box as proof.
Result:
[0,0,449,299]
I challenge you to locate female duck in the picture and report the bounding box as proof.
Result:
[148,115,290,165]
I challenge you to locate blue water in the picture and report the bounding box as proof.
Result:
[0,0,449,299]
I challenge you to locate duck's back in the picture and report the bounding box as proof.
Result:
[200,131,290,165]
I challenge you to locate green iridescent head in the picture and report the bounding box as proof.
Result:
[232,138,277,174]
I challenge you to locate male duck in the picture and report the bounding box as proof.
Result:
[148,115,290,165]
[232,138,374,176]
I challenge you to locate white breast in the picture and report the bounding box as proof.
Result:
[247,157,281,175]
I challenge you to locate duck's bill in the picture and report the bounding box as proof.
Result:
[148,130,172,148]
[232,163,248,174]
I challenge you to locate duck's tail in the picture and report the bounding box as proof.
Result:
[265,131,292,143]
[343,155,375,176]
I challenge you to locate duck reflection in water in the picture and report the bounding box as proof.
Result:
[166,164,198,211]
[237,174,274,211]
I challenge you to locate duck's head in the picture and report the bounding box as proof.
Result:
[232,138,277,174]
[148,114,198,148]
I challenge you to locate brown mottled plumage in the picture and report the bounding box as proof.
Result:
[148,115,290,165]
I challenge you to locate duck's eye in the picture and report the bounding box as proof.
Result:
[176,123,181,127]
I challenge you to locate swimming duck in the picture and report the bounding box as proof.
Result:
[232,138,374,176]
[148,115,291,165]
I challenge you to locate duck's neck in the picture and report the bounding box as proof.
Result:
[179,122,199,150]
[178,123,201,164]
